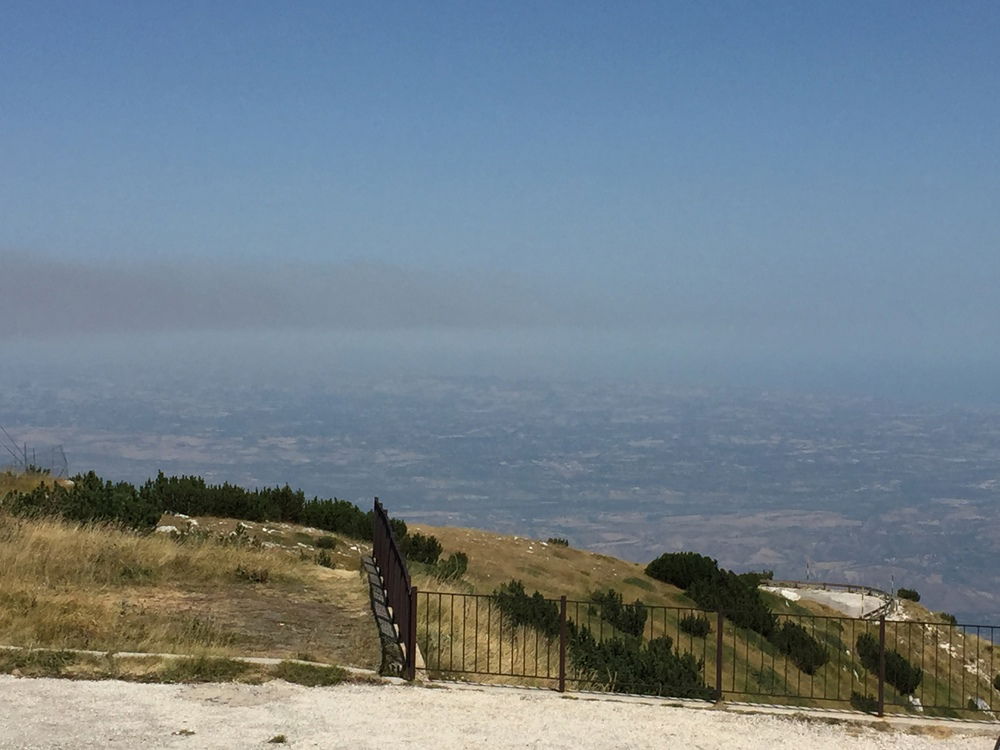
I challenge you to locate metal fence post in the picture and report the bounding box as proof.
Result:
[715,610,725,702]
[877,615,886,717]
[558,595,567,692]
[406,586,418,680]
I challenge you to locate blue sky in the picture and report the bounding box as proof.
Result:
[3,2,1000,399]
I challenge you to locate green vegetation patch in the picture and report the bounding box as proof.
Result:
[156,656,256,684]
[0,649,77,677]
[272,661,347,687]
[623,576,654,591]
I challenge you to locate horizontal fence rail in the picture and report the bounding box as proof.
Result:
[372,498,416,678]
[417,590,1000,721]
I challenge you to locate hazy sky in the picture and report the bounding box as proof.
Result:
[3,2,999,399]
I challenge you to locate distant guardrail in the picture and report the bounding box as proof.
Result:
[766,580,893,620]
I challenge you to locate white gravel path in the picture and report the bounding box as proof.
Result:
[0,675,995,749]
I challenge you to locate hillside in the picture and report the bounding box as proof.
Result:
[408,523,999,720]
[0,508,379,670]
[1,470,996,722]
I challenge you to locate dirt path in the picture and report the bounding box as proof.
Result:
[0,676,994,749]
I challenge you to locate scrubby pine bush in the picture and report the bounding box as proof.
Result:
[3,471,161,530]
[401,532,443,565]
[434,552,469,580]
[546,537,569,547]
[645,552,720,590]
[490,580,561,638]
[568,627,713,700]
[939,612,958,626]
[768,621,829,675]
[850,691,878,713]
[993,673,1000,692]
[591,589,647,638]
[315,536,337,549]
[5,469,405,542]
[897,588,920,602]
[686,570,778,637]
[679,614,712,638]
[855,632,922,695]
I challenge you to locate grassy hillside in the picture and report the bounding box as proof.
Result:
[409,523,999,719]
[1,471,996,718]
[0,509,379,669]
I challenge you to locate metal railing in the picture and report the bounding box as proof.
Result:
[372,498,417,679]
[416,590,1000,720]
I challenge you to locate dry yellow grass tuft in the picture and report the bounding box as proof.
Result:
[0,513,380,668]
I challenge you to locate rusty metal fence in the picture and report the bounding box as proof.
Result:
[371,498,417,679]
[417,589,1000,720]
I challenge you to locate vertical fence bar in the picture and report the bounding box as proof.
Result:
[558,595,567,692]
[877,615,886,717]
[715,610,725,702]
[406,586,418,680]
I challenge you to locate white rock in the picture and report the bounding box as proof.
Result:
[155,525,179,534]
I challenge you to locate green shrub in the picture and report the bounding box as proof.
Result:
[993,673,1000,692]
[737,570,774,587]
[546,537,569,547]
[686,571,777,637]
[855,633,922,695]
[768,621,829,675]
[645,552,719,590]
[316,550,335,569]
[591,589,647,638]
[939,612,958,625]
[568,628,712,700]
[314,536,337,549]
[3,469,394,541]
[272,661,346,686]
[490,580,561,639]
[850,691,878,713]
[433,551,468,580]
[401,533,442,565]
[158,656,253,683]
[645,551,778,641]
[679,614,712,638]
[897,588,920,602]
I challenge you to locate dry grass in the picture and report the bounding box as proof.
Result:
[0,513,380,669]
[0,470,55,497]
[0,647,352,686]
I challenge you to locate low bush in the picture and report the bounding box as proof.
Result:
[3,469,403,542]
[768,621,829,675]
[993,673,1000,692]
[679,614,712,638]
[856,633,922,695]
[568,627,713,700]
[939,612,958,626]
[433,551,468,580]
[546,537,569,547]
[314,536,337,549]
[316,550,335,569]
[850,691,878,713]
[490,580,561,639]
[401,533,443,565]
[272,661,346,687]
[591,589,647,638]
[897,588,920,602]
[157,656,253,683]
[686,571,777,637]
[645,552,720,590]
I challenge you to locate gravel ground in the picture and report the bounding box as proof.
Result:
[0,676,996,749]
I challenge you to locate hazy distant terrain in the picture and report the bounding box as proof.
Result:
[3,371,999,623]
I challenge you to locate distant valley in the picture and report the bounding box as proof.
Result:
[3,371,999,623]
